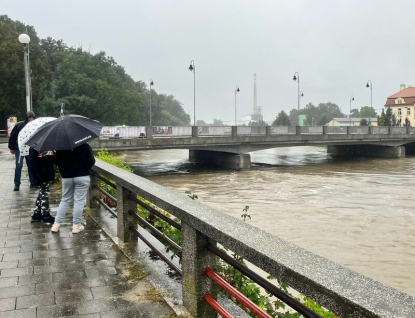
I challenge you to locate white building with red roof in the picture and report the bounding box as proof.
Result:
[384,84,415,126]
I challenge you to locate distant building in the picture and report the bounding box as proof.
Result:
[326,117,378,126]
[224,73,264,126]
[384,84,415,126]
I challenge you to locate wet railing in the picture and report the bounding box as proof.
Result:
[87,159,414,318]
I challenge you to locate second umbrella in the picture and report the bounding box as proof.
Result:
[26,114,103,152]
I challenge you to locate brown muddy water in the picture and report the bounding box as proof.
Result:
[121,146,415,297]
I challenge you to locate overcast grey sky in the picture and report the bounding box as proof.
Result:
[2,0,415,123]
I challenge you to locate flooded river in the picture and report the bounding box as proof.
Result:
[121,146,415,297]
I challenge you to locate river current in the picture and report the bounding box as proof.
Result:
[120,146,415,297]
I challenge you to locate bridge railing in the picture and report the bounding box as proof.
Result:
[349,126,370,134]
[372,126,389,134]
[88,159,414,318]
[270,126,296,135]
[236,126,267,135]
[99,125,415,139]
[390,127,408,134]
[325,126,347,134]
[198,126,232,136]
[300,126,323,134]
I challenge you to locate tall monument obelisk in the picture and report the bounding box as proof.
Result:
[253,73,258,114]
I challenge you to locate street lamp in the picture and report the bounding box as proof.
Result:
[189,60,196,126]
[366,80,372,109]
[235,86,240,126]
[18,34,32,112]
[350,95,355,114]
[293,72,301,125]
[149,78,154,126]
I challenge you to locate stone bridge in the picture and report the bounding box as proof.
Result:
[90,125,415,169]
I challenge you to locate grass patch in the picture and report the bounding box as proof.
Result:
[123,263,149,282]
[145,288,165,302]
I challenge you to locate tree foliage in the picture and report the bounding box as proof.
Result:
[0,15,190,129]
[377,107,397,126]
[288,102,344,126]
[272,110,290,126]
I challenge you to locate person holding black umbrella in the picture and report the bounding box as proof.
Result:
[25,115,102,234]
[51,143,95,233]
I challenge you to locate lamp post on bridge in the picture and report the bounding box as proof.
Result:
[149,78,154,127]
[189,60,196,126]
[350,95,355,115]
[366,80,372,109]
[293,72,303,126]
[235,85,240,126]
[18,34,32,113]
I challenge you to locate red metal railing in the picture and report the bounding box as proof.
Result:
[204,268,272,318]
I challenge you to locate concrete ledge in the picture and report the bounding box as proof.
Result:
[92,159,415,317]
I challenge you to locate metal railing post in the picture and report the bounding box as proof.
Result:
[406,125,410,135]
[296,126,301,135]
[347,126,351,135]
[116,185,138,243]
[181,222,217,318]
[87,173,100,209]
[369,126,374,134]
[388,126,392,135]
[323,126,327,135]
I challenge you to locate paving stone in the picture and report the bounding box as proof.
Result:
[0,284,35,299]
[0,297,16,312]
[33,264,65,275]
[18,273,54,285]
[70,277,107,290]
[77,298,118,315]
[35,281,71,295]
[2,252,32,261]
[85,266,118,279]
[16,292,55,309]
[37,303,78,317]
[0,308,36,318]
[91,283,134,300]
[0,266,33,277]
[0,260,18,269]
[0,276,18,288]
[55,288,94,304]
[0,246,20,254]
[17,258,48,268]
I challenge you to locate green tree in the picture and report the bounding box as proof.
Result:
[272,110,290,126]
[360,118,368,126]
[213,118,224,126]
[359,106,377,118]
[196,119,207,126]
[350,108,359,118]
[0,15,52,128]
[404,117,411,127]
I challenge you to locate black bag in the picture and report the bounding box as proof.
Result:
[29,148,55,183]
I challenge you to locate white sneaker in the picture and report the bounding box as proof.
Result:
[72,224,85,234]
[51,223,61,233]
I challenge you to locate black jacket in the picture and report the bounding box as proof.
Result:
[8,120,28,151]
[55,143,95,178]
[29,149,55,184]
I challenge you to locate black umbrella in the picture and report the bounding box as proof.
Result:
[26,115,103,152]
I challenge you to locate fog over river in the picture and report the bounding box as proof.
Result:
[120,146,415,297]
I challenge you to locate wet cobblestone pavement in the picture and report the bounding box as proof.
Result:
[0,144,175,317]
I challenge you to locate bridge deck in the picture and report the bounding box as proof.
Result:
[0,144,174,317]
